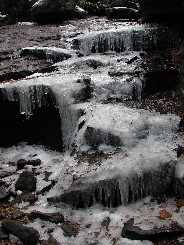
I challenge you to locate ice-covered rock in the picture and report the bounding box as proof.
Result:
[21,47,75,63]
[48,104,179,207]
[74,104,179,150]
[72,25,179,55]
[0,74,92,148]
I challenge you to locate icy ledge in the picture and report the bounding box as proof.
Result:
[72,25,179,55]
[48,104,179,207]
[0,74,91,148]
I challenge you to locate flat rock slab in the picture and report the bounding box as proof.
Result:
[121,218,184,241]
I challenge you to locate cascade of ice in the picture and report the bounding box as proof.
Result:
[0,84,52,118]
[0,74,85,149]
[72,25,178,55]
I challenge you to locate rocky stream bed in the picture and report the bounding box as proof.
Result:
[1,15,184,245]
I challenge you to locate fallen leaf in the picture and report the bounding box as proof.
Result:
[176,200,184,207]
[159,209,172,219]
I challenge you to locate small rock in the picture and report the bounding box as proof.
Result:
[15,171,37,193]
[2,220,40,245]
[28,211,64,224]
[17,159,41,170]
[121,218,184,241]
[101,217,111,230]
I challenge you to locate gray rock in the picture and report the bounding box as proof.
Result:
[2,220,40,245]
[15,171,37,193]
[122,218,184,241]
[31,0,76,24]
[17,159,41,170]
[28,211,64,224]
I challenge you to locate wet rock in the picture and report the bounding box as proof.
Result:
[59,221,80,237]
[28,211,64,224]
[15,171,37,193]
[40,234,60,245]
[17,159,41,170]
[2,220,40,245]
[106,7,139,19]
[121,218,184,241]
[0,186,10,202]
[11,193,38,205]
[31,0,76,24]
[0,225,9,240]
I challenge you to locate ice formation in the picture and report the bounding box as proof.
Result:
[72,25,179,55]
[21,47,76,63]
[0,74,87,148]
[49,104,179,207]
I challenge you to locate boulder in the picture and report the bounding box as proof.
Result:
[31,0,76,23]
[2,220,40,245]
[106,7,139,19]
[15,171,37,193]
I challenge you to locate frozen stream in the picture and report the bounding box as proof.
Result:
[0,18,183,244]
